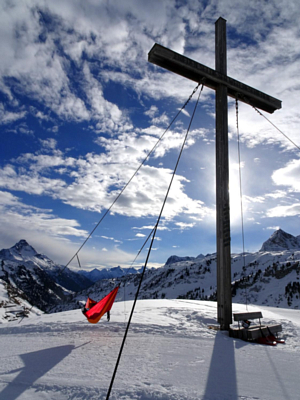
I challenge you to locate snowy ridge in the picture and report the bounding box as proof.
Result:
[48,229,300,313]
[1,230,300,321]
[58,245,300,314]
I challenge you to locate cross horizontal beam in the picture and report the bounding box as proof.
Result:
[148,43,281,114]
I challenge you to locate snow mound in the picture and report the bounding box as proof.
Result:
[0,300,299,399]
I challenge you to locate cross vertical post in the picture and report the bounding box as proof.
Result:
[148,18,281,331]
[215,17,232,330]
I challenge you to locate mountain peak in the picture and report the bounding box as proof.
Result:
[12,240,38,255]
[260,229,300,252]
[165,255,195,266]
[0,240,38,262]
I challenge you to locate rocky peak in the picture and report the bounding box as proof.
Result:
[165,255,195,266]
[13,239,37,253]
[260,229,300,252]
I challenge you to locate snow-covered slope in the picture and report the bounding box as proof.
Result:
[61,241,300,313]
[0,279,42,322]
[0,300,299,399]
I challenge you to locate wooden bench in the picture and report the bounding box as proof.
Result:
[229,311,282,341]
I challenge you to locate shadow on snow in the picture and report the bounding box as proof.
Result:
[0,342,89,400]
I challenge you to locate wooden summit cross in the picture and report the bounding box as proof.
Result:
[148,17,281,330]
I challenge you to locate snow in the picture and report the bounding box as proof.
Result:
[0,300,299,399]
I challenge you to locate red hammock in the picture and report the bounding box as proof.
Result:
[82,287,119,324]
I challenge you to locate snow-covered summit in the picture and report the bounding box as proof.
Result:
[78,266,142,282]
[260,229,300,252]
[165,255,196,265]
[0,239,38,261]
[0,241,93,316]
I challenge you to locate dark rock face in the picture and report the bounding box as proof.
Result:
[1,260,66,312]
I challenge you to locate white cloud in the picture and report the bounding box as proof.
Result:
[179,108,190,117]
[0,190,88,239]
[151,113,170,126]
[272,159,300,192]
[132,225,170,231]
[144,105,158,118]
[267,203,300,218]
[0,0,299,155]
[0,164,66,195]
[265,190,287,199]
[0,104,26,124]
[39,138,58,151]
[0,190,142,267]
[101,236,114,241]
[266,226,280,230]
[0,131,211,221]
[175,222,195,230]
[244,195,265,204]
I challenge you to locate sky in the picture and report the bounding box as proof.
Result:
[0,0,300,271]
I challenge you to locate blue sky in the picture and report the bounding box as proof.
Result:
[0,0,300,270]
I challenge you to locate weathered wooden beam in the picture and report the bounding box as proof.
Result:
[148,43,281,114]
[233,311,263,321]
[215,17,232,330]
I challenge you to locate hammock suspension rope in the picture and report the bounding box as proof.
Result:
[236,98,248,310]
[60,81,204,275]
[106,83,204,400]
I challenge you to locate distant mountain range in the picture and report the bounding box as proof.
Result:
[77,265,143,282]
[1,229,300,322]
[60,229,300,313]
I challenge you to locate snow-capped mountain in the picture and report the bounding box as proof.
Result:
[0,240,93,292]
[260,229,300,251]
[57,229,300,313]
[0,255,67,315]
[1,229,300,320]
[165,253,206,266]
[77,266,143,282]
[0,239,38,261]
[0,240,93,318]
